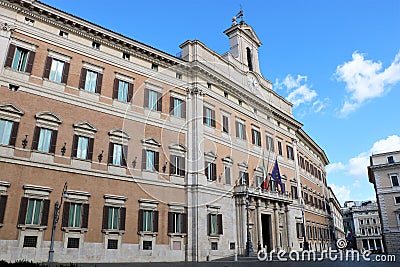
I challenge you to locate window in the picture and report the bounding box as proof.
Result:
[122,52,130,60]
[286,145,294,160]
[5,44,35,74]
[168,212,187,234]
[203,107,215,127]
[92,41,100,50]
[83,70,98,93]
[246,47,253,71]
[374,228,378,234]
[12,47,29,71]
[222,115,229,133]
[239,171,249,186]
[68,202,82,228]
[170,155,185,176]
[71,135,94,160]
[176,73,182,79]
[373,218,376,224]
[18,197,50,227]
[277,140,283,156]
[143,241,152,250]
[67,238,80,248]
[59,30,68,38]
[390,174,399,187]
[0,119,19,146]
[224,166,231,185]
[145,89,162,111]
[207,83,212,89]
[107,239,118,249]
[230,242,236,250]
[31,127,57,153]
[151,63,158,71]
[236,121,246,140]
[238,100,242,106]
[224,92,228,98]
[139,210,158,232]
[211,242,218,250]
[208,213,223,235]
[388,156,395,164]
[205,161,217,181]
[170,97,185,118]
[49,58,65,83]
[108,143,127,167]
[251,128,261,146]
[360,219,364,225]
[291,186,298,199]
[296,223,304,238]
[143,150,159,171]
[24,17,34,26]
[395,196,400,205]
[266,135,274,152]
[23,236,37,247]
[366,219,370,225]
[25,199,43,225]
[103,206,126,231]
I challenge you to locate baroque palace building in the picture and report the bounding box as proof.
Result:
[0,0,333,263]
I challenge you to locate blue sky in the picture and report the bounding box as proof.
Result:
[40,0,400,204]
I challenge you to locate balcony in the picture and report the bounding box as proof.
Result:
[233,185,292,204]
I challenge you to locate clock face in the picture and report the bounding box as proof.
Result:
[247,76,259,91]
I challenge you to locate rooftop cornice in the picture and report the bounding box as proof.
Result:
[297,128,329,166]
[1,0,185,68]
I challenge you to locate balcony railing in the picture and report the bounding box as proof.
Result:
[233,185,292,204]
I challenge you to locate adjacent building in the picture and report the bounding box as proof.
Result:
[0,0,332,263]
[368,151,400,254]
[327,186,344,248]
[342,201,383,253]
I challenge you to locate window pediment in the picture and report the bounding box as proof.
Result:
[109,128,131,145]
[0,103,24,121]
[35,111,62,124]
[169,143,186,153]
[73,121,97,138]
[204,151,217,161]
[222,156,234,165]
[254,166,264,174]
[142,137,161,148]
[237,161,248,170]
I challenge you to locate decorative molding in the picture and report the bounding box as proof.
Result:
[1,21,16,32]
[0,102,24,122]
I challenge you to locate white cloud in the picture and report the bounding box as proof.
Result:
[286,85,318,107]
[329,184,351,205]
[326,162,345,174]
[335,51,400,116]
[371,135,400,154]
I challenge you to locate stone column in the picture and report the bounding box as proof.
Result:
[274,202,279,250]
[257,200,263,247]
[285,204,292,251]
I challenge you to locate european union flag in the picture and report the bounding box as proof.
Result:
[271,159,285,193]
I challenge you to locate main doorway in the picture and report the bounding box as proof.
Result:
[261,214,273,252]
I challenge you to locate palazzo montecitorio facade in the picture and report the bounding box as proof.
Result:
[0,0,333,263]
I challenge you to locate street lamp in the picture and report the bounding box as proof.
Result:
[301,198,309,250]
[48,182,68,263]
[245,184,254,256]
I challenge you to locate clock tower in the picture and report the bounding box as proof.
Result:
[224,15,262,74]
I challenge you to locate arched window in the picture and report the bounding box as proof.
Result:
[246,47,253,71]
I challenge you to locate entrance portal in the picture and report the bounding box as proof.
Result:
[261,214,273,252]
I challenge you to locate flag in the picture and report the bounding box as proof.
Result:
[271,159,285,193]
[236,9,243,19]
[262,152,268,190]
[346,229,353,240]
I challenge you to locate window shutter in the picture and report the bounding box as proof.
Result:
[4,44,16,68]
[95,73,103,94]
[153,210,159,232]
[112,78,119,99]
[102,206,109,230]
[205,162,209,178]
[251,129,255,144]
[245,173,249,186]
[0,195,8,224]
[25,51,36,74]
[71,135,78,158]
[212,163,217,181]
[31,126,40,150]
[127,83,134,102]
[49,130,58,154]
[157,92,162,112]
[235,121,240,138]
[180,157,186,177]
[258,132,261,146]
[61,202,70,227]
[122,145,128,167]
[207,213,211,235]
[79,68,87,89]
[87,138,94,161]
[225,167,231,185]
[182,100,186,119]
[40,199,50,226]
[138,209,144,231]
[141,149,146,170]
[170,155,176,175]
[169,96,174,114]
[181,213,187,234]
[242,124,246,140]
[222,116,228,132]
[144,89,149,108]
[108,143,114,164]
[81,203,89,228]
[119,207,126,231]
[43,56,52,79]
[18,197,28,225]
[154,151,160,172]
[211,110,216,127]
[9,121,19,147]
[167,212,174,233]
[61,62,70,84]
[217,214,223,235]
[203,106,207,124]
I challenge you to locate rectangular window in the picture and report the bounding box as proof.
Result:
[0,119,13,145]
[148,90,160,111]
[122,52,130,60]
[236,121,246,140]
[391,174,399,187]
[59,30,68,38]
[170,155,185,176]
[291,186,298,199]
[24,17,34,26]
[143,241,152,250]
[37,128,53,153]
[151,63,158,71]
[25,199,42,225]
[171,97,185,118]
[112,143,123,166]
[208,213,223,235]
[76,136,89,160]
[395,196,400,205]
[210,214,217,235]
[92,41,100,50]
[107,239,118,249]
[173,213,182,233]
[146,150,156,171]
[239,171,249,186]
[23,236,37,248]
[143,210,153,232]
[12,47,29,72]
[108,207,119,230]
[68,202,82,228]
[118,80,129,102]
[203,107,215,127]
[267,135,274,152]
[224,166,231,185]
[360,219,364,225]
[296,223,304,238]
[205,161,217,181]
[211,242,218,250]
[222,115,229,133]
[277,140,283,156]
[287,145,294,160]
[49,59,65,83]
[388,156,395,164]
[176,73,182,79]
[251,129,261,146]
[67,238,80,248]
[84,70,98,93]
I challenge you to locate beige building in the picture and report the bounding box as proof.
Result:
[369,151,400,254]
[0,0,332,263]
[327,186,344,248]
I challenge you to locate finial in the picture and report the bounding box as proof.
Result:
[235,5,244,24]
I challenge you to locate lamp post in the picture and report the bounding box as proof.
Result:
[245,185,254,256]
[48,182,68,263]
[301,198,309,250]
